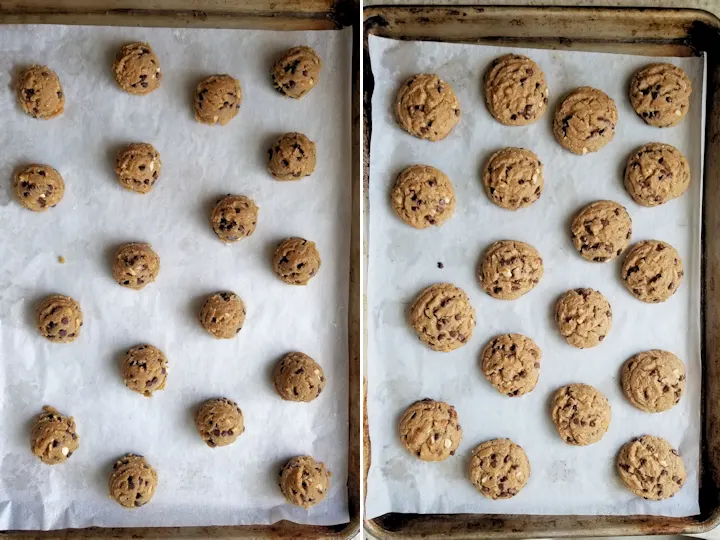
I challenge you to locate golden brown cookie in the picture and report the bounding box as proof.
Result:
[395,74,460,141]
[115,143,161,194]
[13,164,64,211]
[112,42,161,95]
[36,294,83,343]
[122,344,168,397]
[621,240,683,303]
[624,143,690,207]
[409,283,475,352]
[481,334,541,397]
[267,132,316,181]
[279,455,331,508]
[570,200,632,262]
[271,46,322,99]
[273,352,326,402]
[555,288,612,349]
[112,243,160,290]
[629,63,692,127]
[194,74,242,126]
[391,164,455,229]
[198,291,246,339]
[210,195,259,244]
[468,438,531,499]
[553,86,618,155]
[478,240,543,300]
[109,454,158,508]
[617,436,686,500]
[17,65,64,119]
[621,350,685,413]
[551,383,611,446]
[398,399,462,461]
[272,237,321,285]
[482,148,543,210]
[484,54,548,126]
[195,397,245,448]
[30,406,79,465]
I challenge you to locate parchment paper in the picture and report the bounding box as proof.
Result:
[0,25,351,530]
[367,34,705,518]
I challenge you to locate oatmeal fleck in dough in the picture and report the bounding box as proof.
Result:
[112,42,161,95]
[621,350,685,413]
[391,164,456,228]
[271,46,322,99]
[479,240,543,300]
[624,143,690,207]
[122,344,168,397]
[630,63,692,127]
[194,74,242,126]
[112,243,160,290]
[409,283,475,352]
[484,54,548,126]
[199,291,246,339]
[551,383,611,445]
[621,240,683,303]
[555,288,612,349]
[617,435,686,500]
[195,397,245,448]
[109,454,158,508]
[273,352,326,402]
[398,399,462,461]
[30,405,79,465]
[13,164,64,211]
[268,132,316,181]
[210,195,259,243]
[115,143,162,194]
[17,65,64,119]
[482,148,543,210]
[481,333,541,397]
[36,294,83,343]
[273,237,321,285]
[553,86,618,155]
[570,200,632,262]
[395,74,460,141]
[279,455,331,508]
[468,438,531,499]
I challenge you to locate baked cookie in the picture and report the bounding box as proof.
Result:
[199,291,246,339]
[194,74,242,126]
[36,294,83,343]
[210,195,259,243]
[13,164,64,211]
[551,383,611,445]
[617,436,686,500]
[391,165,456,228]
[195,397,245,448]
[621,240,683,303]
[272,237,321,285]
[481,334,541,397]
[109,454,158,508]
[478,240,543,300]
[629,63,692,127]
[624,143,690,207]
[555,288,612,349]
[122,344,168,397]
[621,350,685,413]
[571,200,632,262]
[484,54,548,126]
[268,132,316,181]
[409,283,475,352]
[279,456,331,508]
[395,74,461,141]
[112,42,161,95]
[482,148,543,210]
[17,65,64,119]
[273,352,325,402]
[30,406,79,465]
[468,438,530,499]
[398,399,462,461]
[271,46,322,99]
[553,87,618,155]
[115,143,161,194]
[112,243,160,290]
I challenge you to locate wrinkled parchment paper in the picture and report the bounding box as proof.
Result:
[367,35,705,518]
[0,25,351,530]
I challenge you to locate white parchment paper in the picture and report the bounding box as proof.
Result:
[367,35,705,518]
[0,25,351,530]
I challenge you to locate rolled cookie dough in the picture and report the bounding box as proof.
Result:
[273,352,326,402]
[194,74,241,126]
[395,74,460,141]
[268,132,317,181]
[553,86,617,155]
[629,63,692,127]
[468,438,531,499]
[272,237,321,285]
[17,65,64,119]
[122,344,168,397]
[109,454,158,508]
[624,143,690,207]
[409,283,475,352]
[484,54,548,126]
[271,46,322,99]
[115,143,161,194]
[30,405,79,465]
[112,243,160,290]
[478,240,544,300]
[551,383,611,446]
[198,291,246,339]
[36,294,83,343]
[481,333,541,397]
[391,164,456,228]
[621,350,685,413]
[617,435,686,500]
[13,164,64,211]
[279,455,331,508]
[555,288,612,349]
[398,399,462,461]
[482,147,543,210]
[112,42,161,95]
[621,240,683,303]
[210,195,259,243]
[195,397,245,448]
[570,200,632,262]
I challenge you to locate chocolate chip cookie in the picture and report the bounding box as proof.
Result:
[624,143,690,207]
[481,334,541,397]
[194,74,241,126]
[272,237,321,285]
[279,456,331,508]
[17,65,64,119]
[391,164,455,228]
[195,397,245,448]
[36,294,83,343]
[555,288,612,349]
[478,240,543,300]
[273,352,326,402]
[621,240,683,303]
[210,195,259,243]
[267,132,316,181]
[482,148,543,210]
[398,399,462,461]
[112,243,160,290]
[409,283,475,352]
[571,200,632,262]
[617,435,686,500]
[551,383,611,445]
[271,46,322,99]
[629,63,692,127]
[484,54,548,126]
[553,86,618,155]
[13,164,64,211]
[112,42,161,95]
[109,454,158,508]
[115,143,161,194]
[198,291,246,339]
[30,405,79,465]
[621,350,685,413]
[468,438,531,499]
[395,74,460,141]
[122,344,168,397]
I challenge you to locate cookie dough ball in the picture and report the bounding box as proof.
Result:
[30,406,79,465]
[571,200,632,262]
[13,164,64,211]
[621,350,685,413]
[109,454,158,508]
[112,243,160,290]
[479,240,544,300]
[198,291,246,339]
[621,240,683,303]
[115,143,161,194]
[630,63,692,127]
[195,397,245,448]
[551,383,611,446]
[194,74,242,126]
[122,344,168,397]
[271,46,322,99]
[409,283,475,352]
[210,195,259,243]
[398,399,462,461]
[481,334,541,397]
[468,438,530,499]
[625,143,690,207]
[268,132,317,181]
[112,42,161,95]
[484,54,548,126]
[273,352,326,402]
[553,86,618,155]
[617,436,686,500]
[279,455,331,508]
[483,148,543,210]
[17,65,64,119]
[36,294,83,343]
[395,74,460,141]
[273,237,321,285]
[555,288,612,349]
[391,165,456,228]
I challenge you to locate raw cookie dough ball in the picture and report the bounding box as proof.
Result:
[36,294,83,343]
[621,350,686,413]
[484,54,548,126]
[621,240,683,303]
[395,74,461,141]
[398,399,462,461]
[115,143,162,194]
[13,164,64,211]
[272,237,321,285]
[551,383,611,446]
[468,438,530,499]
[553,86,618,155]
[112,42,161,95]
[629,63,692,127]
[195,397,245,448]
[198,291,246,339]
[481,334,541,397]
[479,240,543,300]
[194,74,242,126]
[483,148,543,210]
[109,454,158,508]
[571,200,632,262]
[273,352,326,402]
[555,288,612,349]
[624,143,690,207]
[271,46,322,99]
[267,132,317,181]
[122,344,168,397]
[617,435,686,500]
[210,195,259,243]
[30,405,79,465]
[17,65,64,119]
[112,243,160,290]
[409,283,475,352]
[391,164,456,228]
[279,455,331,508]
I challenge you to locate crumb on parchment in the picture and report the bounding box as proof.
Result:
[58,256,65,264]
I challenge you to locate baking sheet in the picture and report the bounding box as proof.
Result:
[366,34,705,518]
[0,25,351,530]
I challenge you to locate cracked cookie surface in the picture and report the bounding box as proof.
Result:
[551,383,611,446]
[553,86,617,155]
[571,200,632,262]
[391,164,455,228]
[481,333,541,397]
[624,143,690,207]
[555,288,612,348]
[479,240,543,300]
[621,350,685,413]
[398,399,462,461]
[482,148,543,210]
[409,283,475,352]
[468,438,530,499]
[621,240,683,303]
[395,74,460,141]
[629,63,691,127]
[484,54,548,126]
[617,435,686,500]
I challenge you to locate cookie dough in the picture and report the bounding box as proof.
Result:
[194,74,242,125]
[112,42,161,95]
[17,65,64,119]
[122,344,168,397]
[210,195,259,243]
[555,288,612,349]
[13,164,64,211]
[279,455,331,508]
[622,350,685,413]
[391,164,456,228]
[621,240,683,303]
[112,243,160,290]
[482,148,543,210]
[115,143,161,194]
[395,74,461,141]
[468,438,531,499]
[272,237,321,285]
[484,54,548,126]
[551,383,611,446]
[273,352,326,402]
[553,86,618,155]
[478,240,543,300]
[409,283,475,352]
[198,291,246,339]
[109,454,158,508]
[571,200,632,262]
[629,63,692,128]
[30,406,79,465]
[617,436,686,500]
[271,46,322,99]
[268,132,316,181]
[481,334,541,397]
[398,399,462,461]
[195,397,245,448]
[624,143,691,207]
[36,294,83,343]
